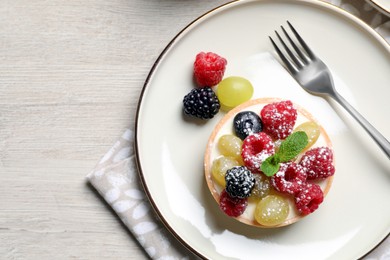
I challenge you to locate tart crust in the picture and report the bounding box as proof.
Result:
[204,98,334,228]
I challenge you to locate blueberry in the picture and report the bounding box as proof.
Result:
[233,111,263,140]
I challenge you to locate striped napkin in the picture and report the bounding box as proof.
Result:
[87,1,390,259]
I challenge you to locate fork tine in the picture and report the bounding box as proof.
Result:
[269,36,297,74]
[275,30,303,69]
[287,21,315,60]
[281,25,309,65]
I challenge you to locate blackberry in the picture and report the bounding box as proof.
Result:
[225,166,255,198]
[233,111,263,140]
[183,87,220,119]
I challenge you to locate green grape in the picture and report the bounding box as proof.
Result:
[216,76,253,110]
[211,156,240,187]
[218,134,243,162]
[250,174,271,200]
[254,195,289,226]
[294,121,320,150]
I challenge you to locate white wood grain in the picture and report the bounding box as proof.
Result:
[0,0,229,259]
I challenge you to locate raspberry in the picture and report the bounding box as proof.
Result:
[260,100,297,140]
[295,183,324,215]
[225,166,255,198]
[241,132,275,173]
[219,189,248,217]
[183,87,220,119]
[193,52,227,87]
[299,147,335,180]
[271,162,307,195]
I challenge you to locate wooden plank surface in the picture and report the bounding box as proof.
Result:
[0,1,229,258]
[1,0,389,259]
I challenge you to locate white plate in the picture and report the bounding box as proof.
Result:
[135,0,390,259]
[367,0,390,16]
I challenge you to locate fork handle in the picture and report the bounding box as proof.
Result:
[332,92,390,160]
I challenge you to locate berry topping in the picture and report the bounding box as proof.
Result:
[295,183,324,215]
[233,111,263,140]
[299,147,335,180]
[204,98,336,226]
[261,131,308,177]
[241,132,275,173]
[211,156,240,187]
[225,166,255,199]
[250,173,271,200]
[218,135,243,162]
[216,76,253,110]
[260,100,297,140]
[219,189,248,217]
[271,162,307,195]
[254,195,289,226]
[183,87,220,119]
[294,121,320,151]
[194,52,227,87]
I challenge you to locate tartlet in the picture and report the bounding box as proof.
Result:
[204,98,335,228]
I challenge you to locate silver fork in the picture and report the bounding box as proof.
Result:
[269,21,390,159]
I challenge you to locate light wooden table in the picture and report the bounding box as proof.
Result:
[0,1,229,259]
[1,0,389,259]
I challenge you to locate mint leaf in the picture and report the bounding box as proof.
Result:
[261,155,281,177]
[259,132,308,177]
[278,131,308,162]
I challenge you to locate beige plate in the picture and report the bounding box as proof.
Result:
[135,0,390,259]
[367,0,390,16]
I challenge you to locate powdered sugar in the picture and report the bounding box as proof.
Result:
[271,162,307,195]
[300,147,335,179]
[241,132,275,173]
[261,100,297,140]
